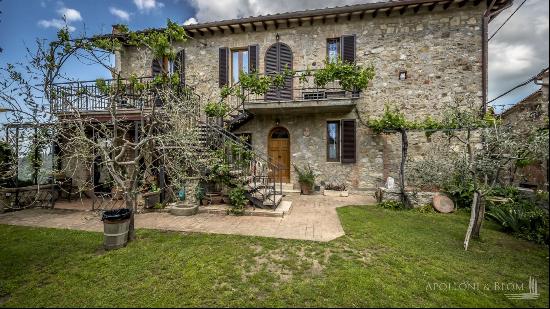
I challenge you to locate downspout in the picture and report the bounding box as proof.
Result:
[482,0,513,114]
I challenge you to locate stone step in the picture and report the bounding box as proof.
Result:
[263,193,283,208]
[281,183,300,194]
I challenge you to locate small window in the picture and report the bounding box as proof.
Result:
[231,49,249,84]
[327,121,340,162]
[327,38,341,63]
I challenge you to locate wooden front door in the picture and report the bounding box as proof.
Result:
[268,127,290,183]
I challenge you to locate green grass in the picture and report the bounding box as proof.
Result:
[1,206,548,307]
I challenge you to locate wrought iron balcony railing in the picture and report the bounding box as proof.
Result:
[50,77,173,114]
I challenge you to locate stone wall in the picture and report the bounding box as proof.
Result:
[118,3,485,192]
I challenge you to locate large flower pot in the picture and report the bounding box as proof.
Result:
[300,183,313,195]
[168,202,199,216]
[143,191,161,209]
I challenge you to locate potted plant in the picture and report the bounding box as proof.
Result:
[324,182,349,197]
[142,182,161,209]
[294,164,315,195]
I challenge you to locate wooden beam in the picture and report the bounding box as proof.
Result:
[385,8,392,17]
[428,2,437,11]
[400,5,408,15]
[251,23,256,31]
[239,23,246,32]
[322,15,326,24]
[443,1,452,10]
[359,10,366,20]
[197,29,205,36]
[298,18,303,26]
[308,17,313,25]
[334,14,339,23]
[413,4,421,13]
[261,21,267,31]
[286,19,290,28]
[217,26,224,34]
[207,27,215,36]
[347,13,352,21]
[372,9,378,18]
[274,21,279,29]
[229,25,235,33]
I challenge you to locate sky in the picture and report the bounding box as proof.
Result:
[0,0,548,111]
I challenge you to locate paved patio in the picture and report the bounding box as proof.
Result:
[0,194,375,242]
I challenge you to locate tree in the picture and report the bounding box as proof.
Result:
[406,97,549,250]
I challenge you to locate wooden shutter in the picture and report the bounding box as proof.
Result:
[152,58,162,77]
[278,43,293,100]
[265,44,278,74]
[265,42,293,101]
[248,44,259,73]
[174,49,185,85]
[341,119,356,163]
[341,35,356,64]
[219,47,229,87]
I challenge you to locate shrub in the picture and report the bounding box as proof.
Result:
[228,186,248,215]
[487,200,549,244]
[293,164,315,187]
[378,200,406,210]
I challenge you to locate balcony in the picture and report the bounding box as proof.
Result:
[242,73,360,115]
[50,77,163,118]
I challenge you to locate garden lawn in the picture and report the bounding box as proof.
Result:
[0,205,548,307]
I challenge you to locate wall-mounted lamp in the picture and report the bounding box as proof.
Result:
[275,33,280,41]
[275,118,280,126]
[399,70,407,81]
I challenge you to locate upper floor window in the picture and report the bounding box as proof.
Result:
[231,49,249,84]
[327,38,340,63]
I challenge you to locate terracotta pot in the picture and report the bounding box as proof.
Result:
[300,183,313,195]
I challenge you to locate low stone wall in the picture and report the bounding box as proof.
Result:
[375,187,436,208]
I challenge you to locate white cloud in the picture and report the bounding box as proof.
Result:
[183,17,198,25]
[57,7,82,22]
[187,0,373,23]
[37,19,76,32]
[110,7,131,21]
[38,6,82,32]
[134,0,164,12]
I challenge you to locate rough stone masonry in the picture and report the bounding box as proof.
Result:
[118,2,485,193]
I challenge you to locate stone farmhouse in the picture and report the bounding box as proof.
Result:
[500,68,549,190]
[51,0,512,209]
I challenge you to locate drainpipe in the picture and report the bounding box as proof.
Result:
[482,0,513,114]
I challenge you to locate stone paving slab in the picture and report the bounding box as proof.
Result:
[0,195,375,242]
